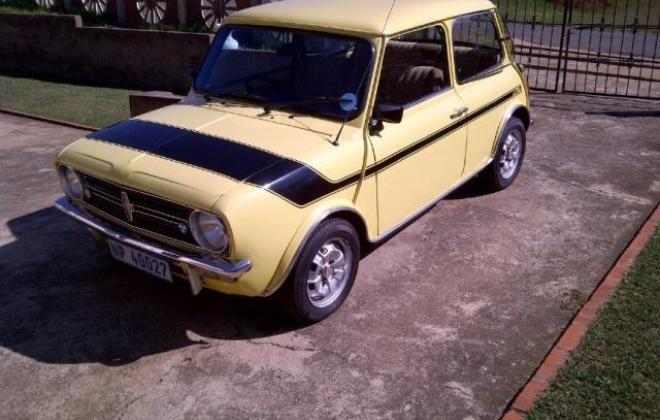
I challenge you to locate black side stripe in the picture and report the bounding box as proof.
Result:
[365,87,519,177]
[87,88,519,207]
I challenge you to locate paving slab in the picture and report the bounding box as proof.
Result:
[0,94,659,420]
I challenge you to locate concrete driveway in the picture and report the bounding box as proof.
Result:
[1,94,659,420]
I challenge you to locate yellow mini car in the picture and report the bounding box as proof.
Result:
[55,0,530,322]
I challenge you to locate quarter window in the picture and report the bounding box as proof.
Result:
[376,26,450,108]
[452,12,504,83]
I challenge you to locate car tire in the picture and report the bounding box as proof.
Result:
[482,117,526,191]
[278,218,360,324]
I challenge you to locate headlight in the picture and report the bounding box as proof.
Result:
[190,211,230,253]
[58,166,84,200]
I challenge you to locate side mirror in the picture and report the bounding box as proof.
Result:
[374,103,404,124]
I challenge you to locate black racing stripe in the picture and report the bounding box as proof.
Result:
[245,160,360,206]
[89,119,283,182]
[87,119,336,206]
[88,119,185,150]
[155,131,279,181]
[87,88,518,207]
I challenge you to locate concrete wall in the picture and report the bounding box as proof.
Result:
[0,14,214,92]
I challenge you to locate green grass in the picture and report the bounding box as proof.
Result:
[495,0,660,27]
[528,226,660,419]
[0,74,136,127]
[0,3,51,14]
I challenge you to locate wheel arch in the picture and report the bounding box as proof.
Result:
[260,202,370,297]
[512,106,531,131]
[490,103,530,158]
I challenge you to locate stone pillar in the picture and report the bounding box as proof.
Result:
[177,0,187,26]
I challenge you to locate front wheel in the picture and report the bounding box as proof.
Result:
[481,117,526,191]
[278,218,360,323]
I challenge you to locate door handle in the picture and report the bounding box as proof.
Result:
[450,107,469,120]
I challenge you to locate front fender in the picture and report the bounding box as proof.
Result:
[260,197,367,296]
[204,181,363,297]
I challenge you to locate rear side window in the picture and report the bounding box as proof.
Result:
[452,12,503,83]
[376,26,450,108]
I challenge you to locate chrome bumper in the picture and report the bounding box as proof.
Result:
[54,197,252,281]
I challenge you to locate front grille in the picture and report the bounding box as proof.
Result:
[79,173,198,246]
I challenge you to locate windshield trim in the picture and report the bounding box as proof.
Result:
[192,24,376,123]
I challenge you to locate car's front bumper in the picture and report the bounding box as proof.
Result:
[54,196,252,294]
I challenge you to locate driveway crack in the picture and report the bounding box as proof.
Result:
[245,339,317,353]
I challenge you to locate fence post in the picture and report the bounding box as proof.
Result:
[555,0,573,93]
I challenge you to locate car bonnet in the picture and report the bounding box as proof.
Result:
[59,103,344,211]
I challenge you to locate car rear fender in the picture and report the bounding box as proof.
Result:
[490,102,530,158]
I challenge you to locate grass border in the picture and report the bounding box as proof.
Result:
[0,107,99,131]
[501,203,660,419]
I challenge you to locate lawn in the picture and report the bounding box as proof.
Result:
[528,226,660,419]
[0,74,136,128]
[0,0,50,15]
[495,0,660,26]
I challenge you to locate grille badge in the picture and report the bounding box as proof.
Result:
[120,191,135,223]
[178,223,188,234]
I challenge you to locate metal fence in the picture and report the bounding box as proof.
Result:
[21,0,660,99]
[494,0,660,99]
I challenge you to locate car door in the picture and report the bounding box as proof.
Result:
[450,10,521,176]
[369,25,467,236]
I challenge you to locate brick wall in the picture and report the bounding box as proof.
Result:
[0,13,214,92]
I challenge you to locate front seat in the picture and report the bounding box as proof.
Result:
[391,66,445,105]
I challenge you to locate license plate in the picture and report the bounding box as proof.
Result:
[108,240,172,282]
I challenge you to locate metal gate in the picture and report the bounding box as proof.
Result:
[494,0,660,99]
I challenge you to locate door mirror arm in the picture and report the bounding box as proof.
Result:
[187,68,199,84]
[369,118,384,136]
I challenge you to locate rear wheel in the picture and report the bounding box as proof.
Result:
[278,219,360,323]
[482,117,526,191]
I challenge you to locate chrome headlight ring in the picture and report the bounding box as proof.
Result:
[58,166,84,200]
[189,211,230,254]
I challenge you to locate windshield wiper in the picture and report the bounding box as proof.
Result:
[204,91,354,119]
[261,96,349,116]
[214,92,272,107]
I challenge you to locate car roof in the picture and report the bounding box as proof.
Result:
[227,0,496,36]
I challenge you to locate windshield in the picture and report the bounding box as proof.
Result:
[194,25,373,120]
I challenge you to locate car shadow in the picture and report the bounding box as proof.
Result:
[0,207,300,366]
[1,177,495,366]
[445,175,496,201]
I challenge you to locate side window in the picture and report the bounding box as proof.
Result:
[376,26,450,108]
[452,12,504,83]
